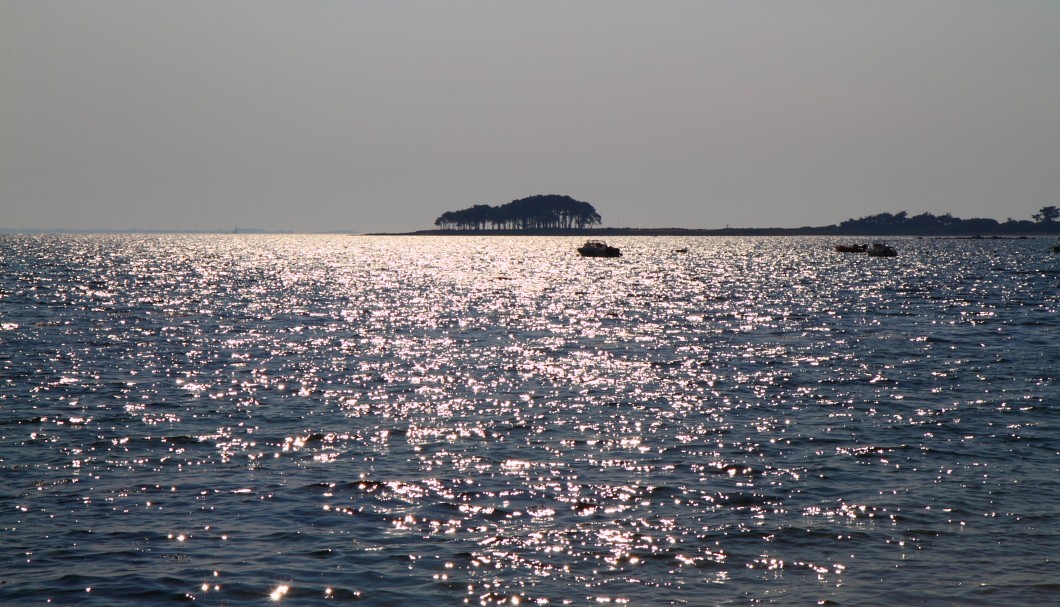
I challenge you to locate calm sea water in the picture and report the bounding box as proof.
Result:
[1,234,1058,606]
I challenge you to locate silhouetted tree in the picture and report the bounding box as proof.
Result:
[1032,206,1059,223]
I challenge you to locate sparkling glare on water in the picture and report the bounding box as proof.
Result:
[1,234,1058,606]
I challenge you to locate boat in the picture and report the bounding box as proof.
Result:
[866,242,897,257]
[577,240,621,257]
[1052,242,1060,253]
[834,244,867,253]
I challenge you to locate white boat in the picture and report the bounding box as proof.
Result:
[577,240,621,257]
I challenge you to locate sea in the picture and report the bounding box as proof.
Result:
[1,234,1058,606]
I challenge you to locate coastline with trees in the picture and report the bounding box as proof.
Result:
[820,207,1060,236]
[395,197,1060,237]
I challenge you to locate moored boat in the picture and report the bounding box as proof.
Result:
[866,242,897,257]
[577,240,621,258]
[835,244,867,253]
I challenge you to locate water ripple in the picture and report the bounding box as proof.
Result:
[1,234,1058,605]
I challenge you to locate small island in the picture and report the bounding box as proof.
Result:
[433,194,602,231]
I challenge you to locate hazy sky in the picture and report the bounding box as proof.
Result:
[3,1,1059,232]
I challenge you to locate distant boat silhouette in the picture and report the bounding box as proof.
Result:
[577,240,621,258]
[867,242,897,257]
[834,243,867,253]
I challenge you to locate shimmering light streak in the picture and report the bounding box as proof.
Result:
[0,235,1057,606]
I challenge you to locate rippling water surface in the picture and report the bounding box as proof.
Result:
[1,234,1058,606]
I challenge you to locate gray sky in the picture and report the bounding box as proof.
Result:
[3,1,1059,232]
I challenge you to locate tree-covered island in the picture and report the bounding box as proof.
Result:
[434,195,602,231]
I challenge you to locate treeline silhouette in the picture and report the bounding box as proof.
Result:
[425,202,1060,235]
[435,195,602,231]
[833,207,1059,235]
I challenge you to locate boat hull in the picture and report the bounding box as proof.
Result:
[867,243,897,257]
[577,240,621,257]
[578,247,621,258]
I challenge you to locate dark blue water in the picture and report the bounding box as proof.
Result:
[1,234,1058,606]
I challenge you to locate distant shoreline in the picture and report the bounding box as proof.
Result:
[3,227,1057,238]
[367,227,1060,238]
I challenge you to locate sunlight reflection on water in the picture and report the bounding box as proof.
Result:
[0,234,1058,605]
